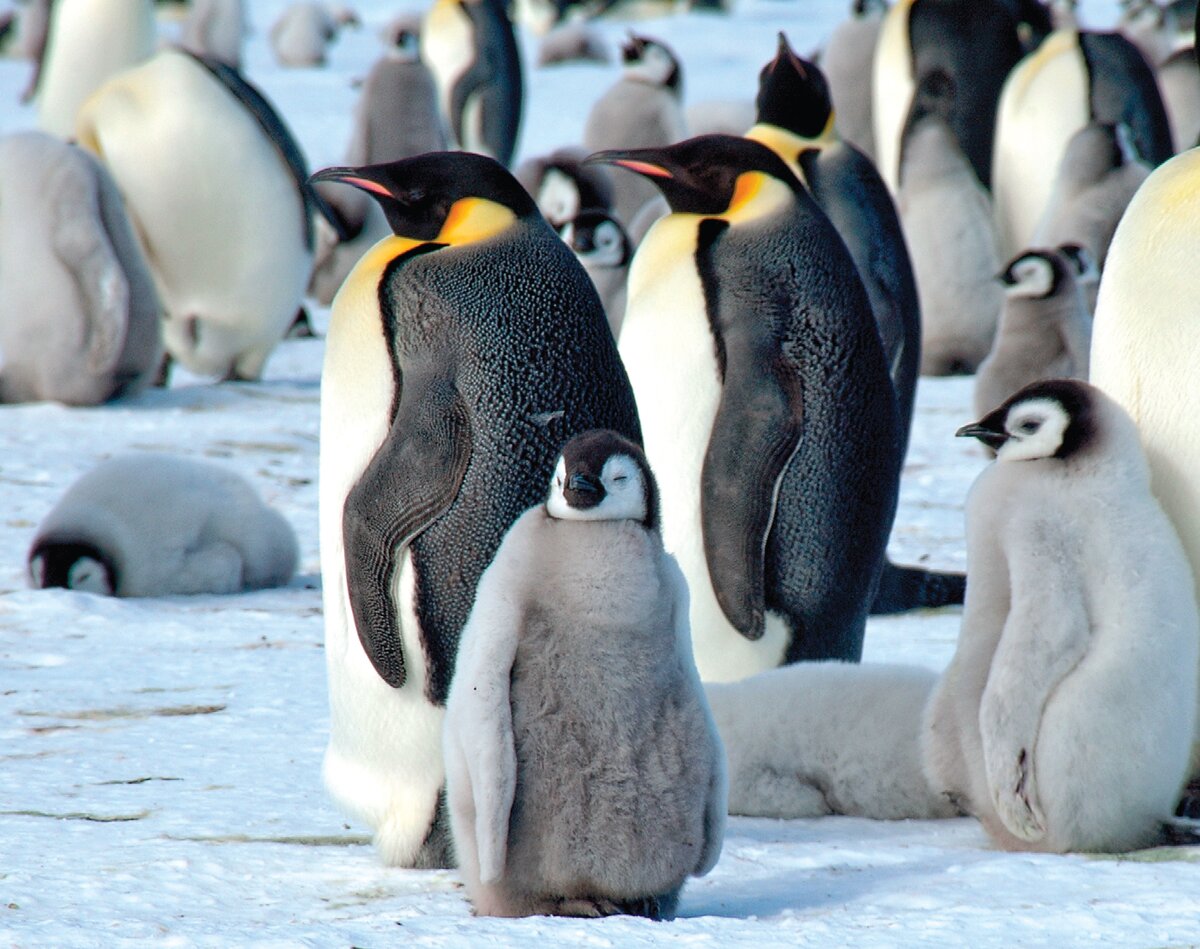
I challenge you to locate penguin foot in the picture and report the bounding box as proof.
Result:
[870,560,966,614]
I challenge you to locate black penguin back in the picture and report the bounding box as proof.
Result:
[1078,31,1174,167]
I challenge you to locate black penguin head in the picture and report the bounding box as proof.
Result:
[998,249,1068,300]
[309,152,537,241]
[755,33,834,140]
[559,210,630,267]
[587,134,800,216]
[957,379,1099,462]
[28,539,117,596]
[621,33,682,92]
[546,430,659,531]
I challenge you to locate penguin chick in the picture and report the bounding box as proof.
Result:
[974,249,1092,420]
[0,131,161,406]
[560,209,630,338]
[897,70,1003,376]
[444,429,726,919]
[29,453,298,597]
[269,2,359,68]
[1032,122,1151,270]
[514,146,615,229]
[1057,241,1100,314]
[536,21,609,66]
[684,99,756,137]
[706,661,959,821]
[179,0,246,69]
[924,380,1199,853]
[583,33,687,229]
[821,0,887,159]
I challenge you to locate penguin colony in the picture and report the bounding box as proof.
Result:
[6,0,1200,926]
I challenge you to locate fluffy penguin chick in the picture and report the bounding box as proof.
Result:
[29,453,298,597]
[560,210,630,338]
[444,430,726,919]
[180,0,247,69]
[706,662,959,820]
[269,2,358,68]
[924,380,1199,853]
[973,249,1092,420]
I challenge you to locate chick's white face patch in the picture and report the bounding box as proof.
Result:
[997,397,1070,462]
[546,453,647,522]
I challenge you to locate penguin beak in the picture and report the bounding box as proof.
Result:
[956,422,1009,451]
[585,150,675,180]
[564,472,605,509]
[771,31,805,75]
[309,166,394,199]
[621,33,647,63]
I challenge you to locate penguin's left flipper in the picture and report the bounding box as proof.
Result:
[869,560,966,614]
[343,379,473,689]
[979,552,1091,843]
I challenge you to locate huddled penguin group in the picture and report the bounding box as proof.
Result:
[9,0,1200,927]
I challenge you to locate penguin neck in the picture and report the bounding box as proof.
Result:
[746,122,836,183]
[433,197,518,246]
[715,171,795,226]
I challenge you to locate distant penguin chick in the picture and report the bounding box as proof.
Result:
[536,21,609,66]
[29,453,298,597]
[560,209,630,337]
[515,146,615,229]
[180,0,247,69]
[444,430,725,919]
[925,380,1199,853]
[974,249,1092,420]
[0,131,161,406]
[269,2,359,68]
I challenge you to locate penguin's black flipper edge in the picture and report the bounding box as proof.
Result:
[869,560,966,614]
[343,381,473,690]
[701,336,804,642]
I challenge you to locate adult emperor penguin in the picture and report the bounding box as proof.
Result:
[1089,103,1200,807]
[872,0,1028,194]
[559,209,630,338]
[310,152,640,867]
[420,0,523,167]
[76,48,332,381]
[180,0,247,70]
[992,27,1173,259]
[34,0,154,138]
[924,380,1199,852]
[30,453,298,597]
[583,34,688,230]
[973,249,1091,420]
[0,131,161,406]
[590,135,902,681]
[515,146,615,230]
[444,430,725,918]
[821,0,887,159]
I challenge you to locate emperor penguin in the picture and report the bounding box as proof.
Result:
[589,135,903,681]
[29,453,299,597]
[514,146,615,230]
[897,70,1004,376]
[973,249,1092,420]
[0,131,161,406]
[269,2,359,69]
[821,0,888,159]
[309,152,640,868]
[179,0,247,70]
[1030,122,1151,270]
[872,0,1028,194]
[1158,43,1200,152]
[535,21,610,67]
[991,27,1173,259]
[1089,113,1200,805]
[420,0,523,167]
[747,35,964,614]
[705,662,959,820]
[76,49,331,382]
[309,27,448,305]
[443,430,725,919]
[34,0,154,138]
[925,380,1199,853]
[559,209,630,338]
[583,34,688,230]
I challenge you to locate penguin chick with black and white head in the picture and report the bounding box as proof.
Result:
[923,380,1199,853]
[560,209,630,338]
[444,430,725,919]
[311,152,640,868]
[30,453,298,597]
[583,34,687,230]
[514,146,615,230]
[590,134,902,680]
[973,249,1092,420]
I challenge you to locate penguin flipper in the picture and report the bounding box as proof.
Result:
[869,560,965,614]
[343,381,473,689]
[979,550,1091,843]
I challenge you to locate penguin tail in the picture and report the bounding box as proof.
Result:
[869,560,966,615]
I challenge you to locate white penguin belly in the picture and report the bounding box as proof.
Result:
[619,215,788,683]
[421,0,475,140]
[870,0,914,194]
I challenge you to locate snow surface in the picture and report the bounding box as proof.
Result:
[6,0,1200,946]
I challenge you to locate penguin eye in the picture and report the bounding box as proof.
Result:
[1017,419,1040,434]
[612,475,628,484]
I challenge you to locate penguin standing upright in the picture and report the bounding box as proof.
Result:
[559,209,630,338]
[590,135,902,682]
[76,49,332,381]
[821,0,887,159]
[34,0,154,138]
[310,152,640,868]
[180,0,247,69]
[269,2,359,68]
[992,27,1173,259]
[421,0,523,167]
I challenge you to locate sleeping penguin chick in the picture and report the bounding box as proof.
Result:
[559,210,630,338]
[973,249,1092,420]
[29,453,298,597]
[443,429,726,920]
[923,380,1199,853]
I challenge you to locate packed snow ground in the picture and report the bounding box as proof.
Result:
[5,0,1200,946]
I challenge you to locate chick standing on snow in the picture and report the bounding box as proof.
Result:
[444,430,726,919]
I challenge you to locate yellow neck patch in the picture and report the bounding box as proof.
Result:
[721,171,794,224]
[435,197,517,245]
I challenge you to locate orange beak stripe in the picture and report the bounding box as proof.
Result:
[340,176,393,198]
[613,159,674,179]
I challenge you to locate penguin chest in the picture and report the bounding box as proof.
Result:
[421,0,475,131]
